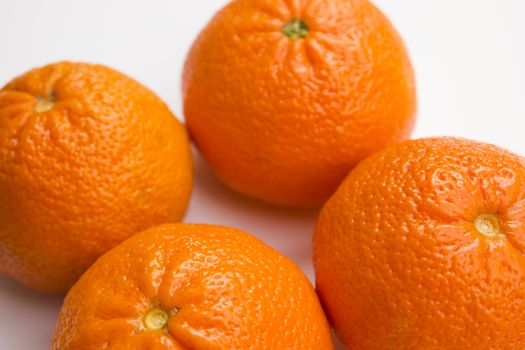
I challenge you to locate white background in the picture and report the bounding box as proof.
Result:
[0,1,524,349]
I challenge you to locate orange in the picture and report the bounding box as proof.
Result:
[52,223,334,349]
[314,137,525,349]
[183,0,416,208]
[0,62,193,293]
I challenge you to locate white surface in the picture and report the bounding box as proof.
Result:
[0,0,524,349]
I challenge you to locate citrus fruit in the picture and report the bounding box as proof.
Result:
[183,0,416,208]
[314,137,525,349]
[0,62,193,293]
[52,223,334,349]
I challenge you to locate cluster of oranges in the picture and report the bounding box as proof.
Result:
[1,0,524,349]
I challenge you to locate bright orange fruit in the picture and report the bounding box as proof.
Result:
[52,224,334,349]
[183,0,416,208]
[314,137,525,349]
[0,62,193,293]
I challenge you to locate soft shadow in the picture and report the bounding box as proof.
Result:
[0,274,63,303]
[187,149,319,221]
[333,333,347,349]
[186,150,321,279]
[0,275,63,349]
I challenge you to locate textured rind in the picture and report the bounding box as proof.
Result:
[52,224,334,350]
[0,62,193,292]
[183,0,416,207]
[314,137,525,349]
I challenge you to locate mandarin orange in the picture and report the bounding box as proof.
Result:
[52,224,334,349]
[183,0,416,207]
[314,137,525,349]
[0,62,193,293]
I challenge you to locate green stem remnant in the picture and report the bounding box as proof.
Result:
[282,19,309,40]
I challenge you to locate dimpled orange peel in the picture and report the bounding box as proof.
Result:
[0,62,193,293]
[52,224,334,349]
[314,137,525,349]
[183,0,416,207]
